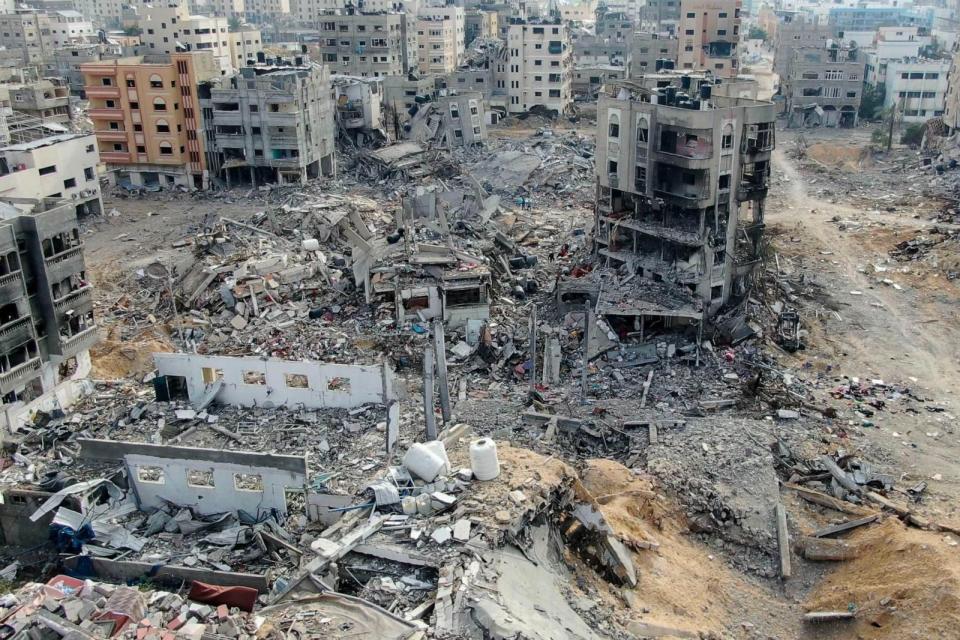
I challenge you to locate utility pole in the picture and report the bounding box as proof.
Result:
[887,101,896,153]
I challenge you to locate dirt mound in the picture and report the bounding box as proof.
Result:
[580,459,798,638]
[806,142,875,172]
[90,327,174,380]
[804,519,960,639]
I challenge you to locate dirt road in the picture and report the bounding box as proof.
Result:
[769,145,960,518]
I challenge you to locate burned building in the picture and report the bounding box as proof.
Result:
[584,79,774,332]
[0,199,98,432]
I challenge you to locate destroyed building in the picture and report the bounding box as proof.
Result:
[0,199,97,432]
[781,40,864,128]
[205,60,337,186]
[2,79,72,126]
[332,75,387,145]
[405,91,488,147]
[585,78,774,329]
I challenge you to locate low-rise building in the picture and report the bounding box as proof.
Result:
[589,78,774,321]
[782,41,864,128]
[0,198,98,432]
[205,61,336,186]
[572,64,626,97]
[4,79,72,125]
[81,51,220,190]
[317,10,416,78]
[867,56,950,123]
[332,75,385,144]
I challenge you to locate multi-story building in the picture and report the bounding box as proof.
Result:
[227,27,264,68]
[595,8,634,42]
[0,198,98,432]
[639,0,680,32]
[289,0,345,25]
[317,11,416,78]
[873,26,930,59]
[944,45,960,131]
[0,12,55,64]
[137,1,235,72]
[559,0,596,23]
[45,44,123,96]
[572,64,626,96]
[772,18,835,79]
[49,10,95,46]
[590,78,774,321]
[465,9,497,46]
[827,6,931,33]
[4,79,71,125]
[242,0,290,23]
[81,51,220,189]
[677,0,741,78]
[867,56,950,123]
[73,0,125,26]
[416,6,465,74]
[782,42,864,128]
[382,72,438,118]
[0,123,102,217]
[437,91,486,146]
[204,61,336,185]
[573,33,630,68]
[629,32,678,79]
[500,19,573,115]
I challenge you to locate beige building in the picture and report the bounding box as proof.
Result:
[465,9,497,46]
[500,20,573,115]
[560,0,597,23]
[677,0,741,77]
[629,32,679,79]
[289,0,346,25]
[137,2,235,72]
[317,11,416,78]
[227,28,264,67]
[243,0,290,22]
[73,0,125,25]
[0,12,55,64]
[416,8,463,74]
[81,51,220,189]
[4,79,71,125]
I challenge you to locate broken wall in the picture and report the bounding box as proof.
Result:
[154,354,395,410]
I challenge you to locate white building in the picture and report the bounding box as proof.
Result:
[137,1,234,72]
[227,27,264,67]
[874,26,929,59]
[50,11,96,46]
[73,0,125,26]
[868,56,950,122]
[500,20,573,115]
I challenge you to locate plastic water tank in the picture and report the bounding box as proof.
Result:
[470,438,500,481]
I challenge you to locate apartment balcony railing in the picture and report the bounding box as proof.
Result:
[0,357,43,395]
[58,325,98,358]
[0,272,26,302]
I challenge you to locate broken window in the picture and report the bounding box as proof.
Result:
[187,469,215,487]
[234,473,263,491]
[327,377,352,393]
[243,371,266,385]
[637,119,648,145]
[138,466,165,484]
[607,113,620,138]
[285,373,308,388]
[202,367,223,384]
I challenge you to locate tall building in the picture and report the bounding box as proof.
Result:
[137,1,238,72]
[289,0,345,25]
[0,198,98,432]
[629,32,679,79]
[242,0,290,23]
[72,0,125,26]
[416,6,465,74]
[772,17,835,79]
[81,51,220,189]
[204,60,336,186]
[317,11,416,78]
[591,78,775,319]
[0,12,56,64]
[227,27,264,68]
[677,0,741,78]
[500,19,573,115]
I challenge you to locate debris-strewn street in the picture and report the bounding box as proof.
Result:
[3,38,960,640]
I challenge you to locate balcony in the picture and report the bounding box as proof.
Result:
[599,214,704,247]
[57,325,98,359]
[269,157,304,168]
[88,107,123,119]
[100,150,133,163]
[44,246,86,283]
[0,357,43,395]
[54,286,94,319]
[0,317,34,353]
[86,86,120,99]
[737,178,770,201]
[0,272,26,302]
[264,111,299,124]
[95,130,129,142]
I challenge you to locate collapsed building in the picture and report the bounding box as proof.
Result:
[570,78,774,338]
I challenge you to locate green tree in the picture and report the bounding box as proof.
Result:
[228,16,243,32]
[900,123,925,147]
[859,84,886,120]
[748,26,768,41]
[122,25,142,36]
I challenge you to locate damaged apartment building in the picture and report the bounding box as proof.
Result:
[0,199,98,432]
[781,40,864,128]
[204,58,337,186]
[575,78,774,336]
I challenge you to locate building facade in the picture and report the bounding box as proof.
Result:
[416,6,465,74]
[782,43,864,128]
[677,0,741,78]
[81,51,220,189]
[5,80,71,125]
[629,32,678,79]
[205,62,336,185]
[772,18,835,79]
[592,79,774,319]
[465,9,497,46]
[871,57,950,123]
[137,2,235,72]
[317,11,416,78]
[501,20,573,115]
[0,199,98,432]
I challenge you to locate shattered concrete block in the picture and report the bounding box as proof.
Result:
[453,519,471,542]
[509,490,527,505]
[777,409,800,420]
[431,527,452,544]
[230,315,249,330]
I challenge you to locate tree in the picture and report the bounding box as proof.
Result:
[859,84,886,121]
[122,25,142,36]
[228,16,243,32]
[901,123,925,147]
[748,26,768,41]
